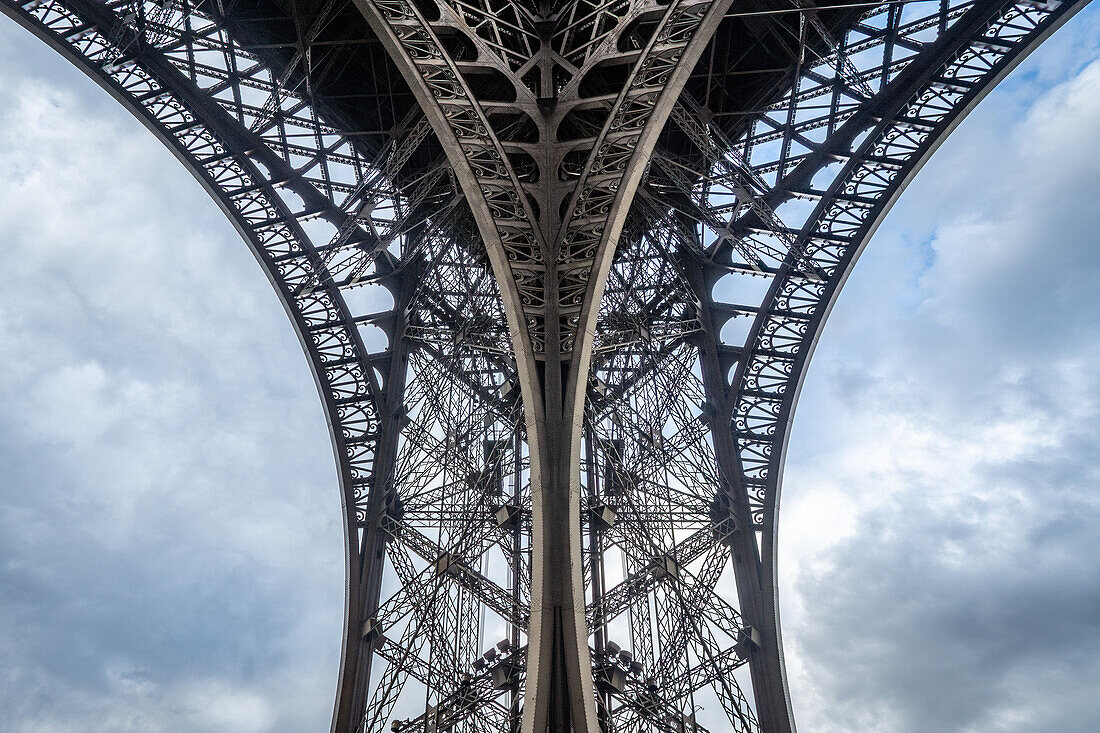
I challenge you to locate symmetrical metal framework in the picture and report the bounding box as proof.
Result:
[1,0,1087,729]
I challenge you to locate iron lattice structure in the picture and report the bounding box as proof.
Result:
[1,0,1087,729]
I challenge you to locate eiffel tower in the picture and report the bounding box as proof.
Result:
[0,0,1087,729]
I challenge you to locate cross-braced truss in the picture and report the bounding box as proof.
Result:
[0,0,1088,729]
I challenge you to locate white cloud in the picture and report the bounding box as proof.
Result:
[2,3,1099,732]
[779,8,1100,732]
[0,20,343,733]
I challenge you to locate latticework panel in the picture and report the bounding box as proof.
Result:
[1,0,1088,729]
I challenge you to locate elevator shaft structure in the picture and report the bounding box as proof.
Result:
[1,0,1087,730]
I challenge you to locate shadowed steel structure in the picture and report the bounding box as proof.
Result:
[0,0,1088,729]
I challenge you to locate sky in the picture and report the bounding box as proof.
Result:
[0,5,1099,732]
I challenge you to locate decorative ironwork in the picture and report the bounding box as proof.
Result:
[1,0,1088,730]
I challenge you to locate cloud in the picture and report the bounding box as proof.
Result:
[0,20,342,733]
[2,3,1099,732]
[780,9,1100,732]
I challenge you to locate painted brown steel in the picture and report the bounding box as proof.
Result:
[715,8,1089,732]
[2,0,1091,731]
[0,3,401,730]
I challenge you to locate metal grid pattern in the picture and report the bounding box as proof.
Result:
[1,0,1087,730]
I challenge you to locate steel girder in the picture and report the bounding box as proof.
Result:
[0,0,1089,731]
[683,8,1090,729]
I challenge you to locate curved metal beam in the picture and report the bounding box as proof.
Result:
[0,2,408,730]
[696,2,1090,728]
[340,0,775,729]
[5,0,1091,731]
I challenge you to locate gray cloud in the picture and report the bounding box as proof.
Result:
[780,8,1100,732]
[2,4,1100,733]
[0,22,342,733]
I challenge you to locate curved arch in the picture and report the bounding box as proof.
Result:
[614,0,1093,727]
[4,0,1093,729]
[709,0,1091,723]
[0,1,400,728]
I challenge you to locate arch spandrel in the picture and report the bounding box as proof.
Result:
[1,0,1091,730]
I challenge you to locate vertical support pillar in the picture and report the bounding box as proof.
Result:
[334,261,420,733]
[345,1,771,731]
[525,358,602,733]
[688,260,794,733]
